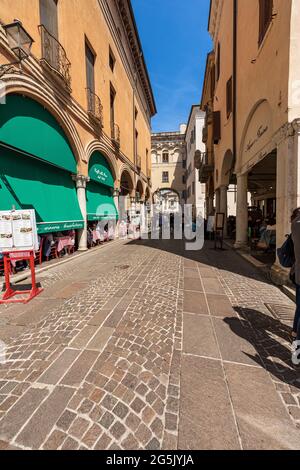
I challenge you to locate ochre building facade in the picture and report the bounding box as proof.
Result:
[0,0,156,250]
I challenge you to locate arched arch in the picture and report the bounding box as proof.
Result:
[136,179,144,198]
[120,167,134,196]
[85,141,118,182]
[220,149,235,186]
[145,186,151,202]
[2,77,85,164]
[238,99,273,172]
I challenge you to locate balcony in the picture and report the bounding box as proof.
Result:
[39,25,71,92]
[86,88,103,128]
[198,152,214,183]
[111,122,120,147]
[136,155,142,171]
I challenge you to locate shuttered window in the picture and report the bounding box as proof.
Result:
[85,42,95,93]
[213,111,221,144]
[226,77,233,118]
[39,0,58,38]
[259,0,273,45]
[216,43,221,81]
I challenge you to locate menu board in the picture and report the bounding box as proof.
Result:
[0,210,39,252]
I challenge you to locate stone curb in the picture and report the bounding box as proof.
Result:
[1,238,127,286]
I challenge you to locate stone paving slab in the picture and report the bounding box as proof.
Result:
[0,239,300,449]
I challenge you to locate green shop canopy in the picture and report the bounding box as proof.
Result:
[87,151,118,221]
[87,181,118,221]
[89,151,115,188]
[0,147,84,234]
[0,94,77,173]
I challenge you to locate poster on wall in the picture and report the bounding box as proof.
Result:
[0,209,39,252]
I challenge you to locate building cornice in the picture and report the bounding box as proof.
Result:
[114,0,156,117]
[208,0,224,42]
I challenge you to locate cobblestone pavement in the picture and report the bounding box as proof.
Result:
[0,239,299,450]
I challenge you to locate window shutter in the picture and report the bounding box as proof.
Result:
[210,64,215,96]
[217,43,221,81]
[85,43,95,93]
[213,111,221,144]
[40,0,58,38]
[226,77,233,118]
[259,0,273,45]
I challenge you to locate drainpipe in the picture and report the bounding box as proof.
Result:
[233,0,237,174]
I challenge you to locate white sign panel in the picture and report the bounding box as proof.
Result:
[0,210,39,252]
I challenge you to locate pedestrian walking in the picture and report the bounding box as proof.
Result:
[291,207,300,364]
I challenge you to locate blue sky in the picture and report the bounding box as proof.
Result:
[132,0,212,132]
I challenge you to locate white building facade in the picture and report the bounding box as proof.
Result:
[185,106,206,218]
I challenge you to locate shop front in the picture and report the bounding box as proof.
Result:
[0,94,84,260]
[86,151,118,246]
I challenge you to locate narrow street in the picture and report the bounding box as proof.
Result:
[0,239,299,450]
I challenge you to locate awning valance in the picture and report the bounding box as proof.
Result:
[87,181,118,221]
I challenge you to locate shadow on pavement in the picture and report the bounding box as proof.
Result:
[129,237,271,284]
[224,307,300,389]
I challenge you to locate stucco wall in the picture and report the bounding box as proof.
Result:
[0,0,153,184]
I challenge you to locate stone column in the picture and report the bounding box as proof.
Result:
[272,123,300,282]
[234,173,248,250]
[215,188,221,213]
[73,174,89,251]
[208,195,214,216]
[113,187,120,239]
[220,185,228,237]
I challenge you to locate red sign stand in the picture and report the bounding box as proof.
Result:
[0,250,43,304]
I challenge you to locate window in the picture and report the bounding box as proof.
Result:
[162,152,169,163]
[40,0,58,38]
[216,42,221,81]
[182,175,186,184]
[162,172,169,183]
[109,47,116,72]
[110,84,116,125]
[187,186,191,198]
[192,182,195,195]
[182,159,186,169]
[226,76,233,118]
[259,0,273,45]
[135,129,138,159]
[85,42,95,93]
[135,107,138,120]
[210,63,216,96]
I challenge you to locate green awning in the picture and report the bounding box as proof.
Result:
[87,181,118,221]
[0,94,77,173]
[89,151,114,188]
[0,147,84,234]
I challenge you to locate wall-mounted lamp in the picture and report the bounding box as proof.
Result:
[0,20,34,78]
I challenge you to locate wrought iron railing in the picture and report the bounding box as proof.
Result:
[86,88,103,125]
[39,25,71,89]
[111,122,120,146]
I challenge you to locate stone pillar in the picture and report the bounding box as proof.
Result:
[208,195,214,216]
[215,188,221,213]
[220,185,228,237]
[234,173,248,250]
[271,124,300,282]
[73,174,89,251]
[113,187,120,239]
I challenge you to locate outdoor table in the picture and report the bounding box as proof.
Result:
[55,236,74,253]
